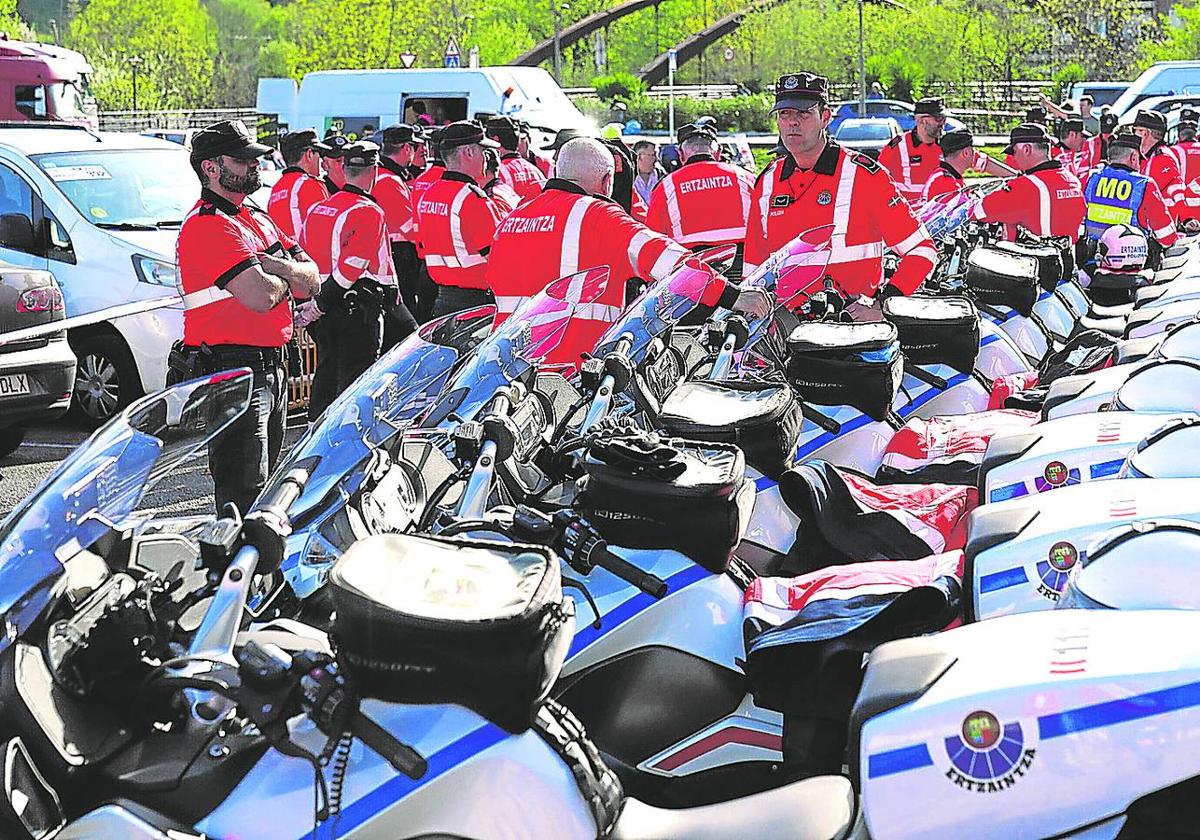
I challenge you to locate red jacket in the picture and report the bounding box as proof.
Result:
[486,179,522,216]
[877,130,942,206]
[499,153,547,203]
[374,159,415,243]
[409,163,445,256]
[971,160,1086,241]
[1141,143,1185,220]
[267,168,328,243]
[415,171,505,290]
[299,185,396,292]
[745,142,936,296]
[921,162,965,205]
[485,179,697,326]
[1080,134,1112,172]
[1170,140,1200,221]
[645,155,755,247]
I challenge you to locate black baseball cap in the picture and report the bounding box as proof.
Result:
[343,140,380,167]
[320,135,352,159]
[914,98,946,117]
[771,71,829,112]
[677,122,718,143]
[1181,108,1200,125]
[1100,111,1119,133]
[542,127,591,151]
[1133,110,1168,133]
[381,124,425,145]
[191,119,272,162]
[1025,106,1048,125]
[279,128,333,157]
[439,120,501,151]
[1109,132,1142,153]
[485,116,520,150]
[1003,122,1052,153]
[939,129,973,155]
[1060,117,1085,135]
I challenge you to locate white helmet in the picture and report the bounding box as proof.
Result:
[1097,224,1149,272]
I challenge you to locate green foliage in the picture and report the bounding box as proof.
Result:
[591,72,645,102]
[1051,62,1087,101]
[1142,1,1200,67]
[579,93,774,133]
[866,49,926,101]
[68,0,216,109]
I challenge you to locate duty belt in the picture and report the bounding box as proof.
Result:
[187,343,284,372]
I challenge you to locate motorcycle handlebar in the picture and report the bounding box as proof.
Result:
[595,546,668,599]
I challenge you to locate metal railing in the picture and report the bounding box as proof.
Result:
[99,107,261,134]
[288,329,318,412]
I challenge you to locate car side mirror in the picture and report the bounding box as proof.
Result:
[0,213,36,253]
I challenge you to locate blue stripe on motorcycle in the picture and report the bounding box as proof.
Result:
[867,743,934,778]
[1088,458,1125,480]
[867,680,1200,780]
[988,481,1028,503]
[753,412,877,492]
[978,565,1030,593]
[567,564,713,658]
[1037,680,1200,740]
[303,722,508,839]
[979,334,1000,347]
[897,373,971,419]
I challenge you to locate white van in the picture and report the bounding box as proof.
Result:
[258,66,593,141]
[1110,62,1200,118]
[0,124,188,424]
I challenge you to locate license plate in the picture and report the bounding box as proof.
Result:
[0,373,30,396]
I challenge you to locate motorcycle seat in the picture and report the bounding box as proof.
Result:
[1112,334,1163,365]
[1076,314,1126,338]
[612,775,856,840]
[1088,302,1134,320]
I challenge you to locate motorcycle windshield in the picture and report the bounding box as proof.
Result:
[424,268,612,428]
[257,307,493,522]
[0,370,252,654]
[919,181,1003,242]
[593,258,728,367]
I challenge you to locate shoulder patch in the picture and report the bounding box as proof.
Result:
[753,158,780,189]
[884,135,903,148]
[849,152,882,174]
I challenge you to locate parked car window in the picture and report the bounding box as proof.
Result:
[14,85,47,120]
[836,122,896,141]
[44,205,74,265]
[0,163,37,254]
[34,148,198,227]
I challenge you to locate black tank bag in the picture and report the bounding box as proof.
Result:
[328,533,575,733]
[784,320,902,421]
[658,379,802,478]
[577,430,755,573]
[964,246,1039,316]
[882,295,980,374]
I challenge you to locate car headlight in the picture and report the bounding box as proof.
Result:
[132,254,178,287]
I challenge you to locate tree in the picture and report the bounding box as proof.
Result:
[205,0,288,108]
[67,0,216,109]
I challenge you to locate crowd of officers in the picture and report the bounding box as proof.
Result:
[174,68,1200,514]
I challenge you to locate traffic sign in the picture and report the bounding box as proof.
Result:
[444,37,461,68]
[723,46,735,62]
[400,51,416,68]
[668,48,678,73]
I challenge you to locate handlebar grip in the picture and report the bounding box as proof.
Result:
[256,467,310,516]
[353,708,428,780]
[596,547,668,598]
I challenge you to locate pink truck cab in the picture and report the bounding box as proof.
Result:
[0,38,96,129]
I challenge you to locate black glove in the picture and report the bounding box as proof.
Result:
[876,283,904,301]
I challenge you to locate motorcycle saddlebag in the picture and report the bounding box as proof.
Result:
[964,246,1039,317]
[578,431,755,572]
[658,379,802,478]
[993,239,1063,292]
[882,295,981,373]
[328,533,575,733]
[784,320,902,422]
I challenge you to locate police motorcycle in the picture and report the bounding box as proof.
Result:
[0,369,878,840]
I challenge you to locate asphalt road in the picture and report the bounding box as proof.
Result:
[0,412,309,521]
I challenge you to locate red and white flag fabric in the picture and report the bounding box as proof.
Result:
[878,409,1039,484]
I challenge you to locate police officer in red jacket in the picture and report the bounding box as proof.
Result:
[877,97,947,206]
[298,141,401,418]
[971,123,1086,242]
[319,135,351,194]
[1171,108,1200,228]
[486,115,546,203]
[1133,109,1186,220]
[175,120,321,514]
[745,72,937,300]
[268,128,331,245]
[415,121,507,317]
[921,130,975,204]
[376,124,423,344]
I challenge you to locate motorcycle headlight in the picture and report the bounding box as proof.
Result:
[132,254,178,287]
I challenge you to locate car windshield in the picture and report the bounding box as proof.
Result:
[0,370,251,656]
[48,80,95,121]
[34,148,197,227]
[254,309,492,523]
[836,122,893,141]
